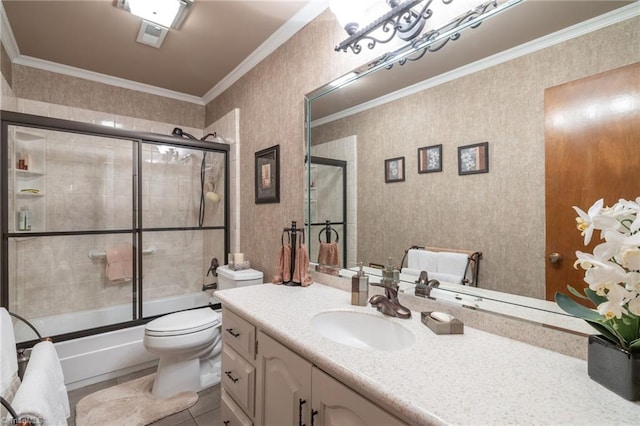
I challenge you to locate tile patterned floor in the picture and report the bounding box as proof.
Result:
[66,367,221,426]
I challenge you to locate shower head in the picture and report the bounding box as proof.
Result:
[171,127,197,140]
[201,132,217,141]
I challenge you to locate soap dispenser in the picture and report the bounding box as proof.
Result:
[351,262,369,306]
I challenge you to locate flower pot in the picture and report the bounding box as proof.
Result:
[588,335,640,401]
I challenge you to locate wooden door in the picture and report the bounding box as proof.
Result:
[544,62,640,300]
[255,331,312,426]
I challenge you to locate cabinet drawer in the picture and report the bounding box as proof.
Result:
[222,344,255,417]
[223,308,256,360]
[221,388,253,426]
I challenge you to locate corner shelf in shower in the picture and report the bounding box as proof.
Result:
[10,128,48,234]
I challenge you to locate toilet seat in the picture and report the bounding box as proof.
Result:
[145,308,221,337]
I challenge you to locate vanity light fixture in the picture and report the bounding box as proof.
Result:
[331,0,525,55]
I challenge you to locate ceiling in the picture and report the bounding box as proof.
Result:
[1,0,325,103]
[1,0,638,109]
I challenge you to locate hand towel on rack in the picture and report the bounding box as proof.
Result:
[317,242,340,267]
[272,244,291,284]
[0,308,19,402]
[437,251,469,279]
[293,244,313,287]
[26,340,69,418]
[9,369,67,425]
[10,340,69,425]
[105,245,133,283]
[407,249,437,272]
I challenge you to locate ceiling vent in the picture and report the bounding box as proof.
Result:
[137,20,168,48]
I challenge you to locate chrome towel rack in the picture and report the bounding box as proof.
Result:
[87,246,157,260]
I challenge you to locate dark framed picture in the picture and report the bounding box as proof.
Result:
[458,142,489,175]
[385,156,405,183]
[255,145,280,203]
[418,144,442,173]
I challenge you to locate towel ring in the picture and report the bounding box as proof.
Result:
[318,228,339,243]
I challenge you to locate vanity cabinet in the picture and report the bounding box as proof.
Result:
[220,308,406,426]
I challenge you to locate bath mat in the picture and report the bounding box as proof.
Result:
[75,373,198,426]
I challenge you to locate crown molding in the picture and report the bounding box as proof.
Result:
[311,2,640,128]
[201,0,329,104]
[12,55,205,105]
[1,0,329,106]
[0,2,19,60]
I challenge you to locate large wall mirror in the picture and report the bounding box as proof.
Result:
[304,1,639,322]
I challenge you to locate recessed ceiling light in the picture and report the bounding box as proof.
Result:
[114,0,193,29]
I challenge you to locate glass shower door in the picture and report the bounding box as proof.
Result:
[306,156,347,270]
[4,125,137,342]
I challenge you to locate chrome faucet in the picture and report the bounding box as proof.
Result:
[368,259,411,319]
[414,270,440,299]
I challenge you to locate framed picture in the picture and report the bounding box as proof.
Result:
[255,145,280,203]
[418,144,442,173]
[385,156,405,183]
[458,142,489,175]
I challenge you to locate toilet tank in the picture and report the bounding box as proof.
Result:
[217,266,264,290]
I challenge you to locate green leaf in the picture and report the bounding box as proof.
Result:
[555,293,602,321]
[584,288,607,306]
[629,338,640,352]
[567,285,589,300]
[584,320,620,344]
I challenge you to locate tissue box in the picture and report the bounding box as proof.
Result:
[421,311,464,335]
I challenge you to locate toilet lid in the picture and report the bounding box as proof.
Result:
[145,308,221,336]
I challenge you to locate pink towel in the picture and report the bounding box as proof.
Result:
[293,244,313,287]
[318,241,340,267]
[105,246,133,283]
[272,244,291,284]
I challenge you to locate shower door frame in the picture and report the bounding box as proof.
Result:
[0,111,230,345]
[307,155,348,268]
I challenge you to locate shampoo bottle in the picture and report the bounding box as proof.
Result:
[351,262,369,306]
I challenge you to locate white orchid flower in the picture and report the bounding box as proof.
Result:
[614,198,640,232]
[623,272,640,292]
[573,199,620,245]
[597,299,627,320]
[582,261,627,296]
[628,294,640,316]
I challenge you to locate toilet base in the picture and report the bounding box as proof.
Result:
[151,353,222,398]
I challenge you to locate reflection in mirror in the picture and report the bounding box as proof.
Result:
[305,1,639,313]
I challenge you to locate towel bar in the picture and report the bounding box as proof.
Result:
[88,246,157,260]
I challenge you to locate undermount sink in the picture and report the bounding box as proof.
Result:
[310,310,414,351]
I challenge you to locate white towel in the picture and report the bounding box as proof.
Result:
[10,341,70,425]
[407,249,438,272]
[430,272,464,285]
[0,308,19,399]
[27,341,69,417]
[9,367,67,426]
[437,252,469,278]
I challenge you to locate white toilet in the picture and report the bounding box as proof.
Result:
[143,266,263,398]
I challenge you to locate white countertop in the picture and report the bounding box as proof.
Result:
[215,283,640,426]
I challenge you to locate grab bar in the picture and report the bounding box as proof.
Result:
[87,246,157,260]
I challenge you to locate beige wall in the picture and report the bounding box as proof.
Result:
[204,10,377,279]
[3,12,638,293]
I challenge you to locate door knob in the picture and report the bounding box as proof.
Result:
[548,252,562,263]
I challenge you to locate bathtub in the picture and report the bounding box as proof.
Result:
[14,292,218,390]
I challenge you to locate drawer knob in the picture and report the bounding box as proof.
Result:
[225,328,240,338]
[224,370,239,383]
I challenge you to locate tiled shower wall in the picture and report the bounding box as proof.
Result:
[2,72,236,320]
